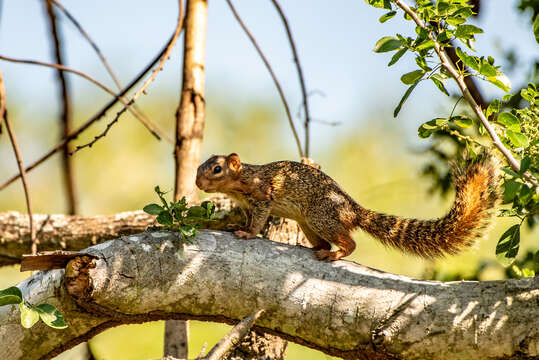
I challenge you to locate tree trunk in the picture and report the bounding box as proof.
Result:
[174,0,207,204]
[1,230,538,360]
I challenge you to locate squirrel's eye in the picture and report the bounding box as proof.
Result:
[213,165,222,174]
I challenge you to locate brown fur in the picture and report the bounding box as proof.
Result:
[196,153,501,261]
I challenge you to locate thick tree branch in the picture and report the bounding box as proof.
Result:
[0,196,244,266]
[1,230,538,360]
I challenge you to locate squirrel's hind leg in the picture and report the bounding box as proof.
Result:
[298,223,331,251]
[314,233,356,262]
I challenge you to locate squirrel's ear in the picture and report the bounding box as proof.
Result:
[227,153,242,173]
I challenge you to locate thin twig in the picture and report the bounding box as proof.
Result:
[49,0,172,144]
[50,0,122,89]
[269,0,311,157]
[205,309,265,360]
[393,0,537,186]
[71,0,184,154]
[0,54,168,143]
[0,33,176,192]
[44,0,77,214]
[225,0,303,158]
[0,70,37,254]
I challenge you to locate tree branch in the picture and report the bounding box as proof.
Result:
[0,71,37,254]
[225,0,303,158]
[1,230,538,360]
[43,0,78,215]
[392,0,537,186]
[269,0,311,158]
[49,0,172,145]
[0,195,244,266]
[0,31,177,192]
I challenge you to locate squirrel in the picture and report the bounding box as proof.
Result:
[196,153,501,261]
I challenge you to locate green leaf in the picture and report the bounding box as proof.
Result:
[497,112,520,131]
[518,184,533,206]
[534,12,539,44]
[506,130,529,148]
[503,180,521,203]
[365,0,392,10]
[143,203,164,215]
[0,286,23,306]
[487,72,511,93]
[496,224,520,267]
[431,75,449,96]
[157,211,173,226]
[486,99,500,118]
[502,94,513,102]
[186,206,207,218]
[437,29,453,42]
[455,47,479,71]
[180,225,197,239]
[401,70,425,85]
[394,83,418,117]
[374,37,401,53]
[446,17,465,26]
[418,119,443,138]
[521,268,535,277]
[35,303,68,329]
[379,10,397,23]
[452,115,473,128]
[455,24,483,39]
[388,48,407,66]
[479,61,497,77]
[415,40,435,51]
[501,167,520,178]
[200,201,215,218]
[520,157,531,174]
[451,7,473,19]
[20,303,39,328]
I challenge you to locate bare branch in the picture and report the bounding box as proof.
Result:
[0,54,166,144]
[0,70,37,254]
[71,0,185,155]
[269,0,311,157]
[392,0,537,186]
[43,0,77,214]
[225,0,303,158]
[49,0,172,144]
[0,32,176,191]
[205,310,265,360]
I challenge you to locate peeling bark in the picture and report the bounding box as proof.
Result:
[1,230,538,360]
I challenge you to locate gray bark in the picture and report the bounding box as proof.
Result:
[0,195,244,267]
[1,230,538,360]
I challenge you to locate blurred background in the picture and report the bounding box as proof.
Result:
[0,0,537,359]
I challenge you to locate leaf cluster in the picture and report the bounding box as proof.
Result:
[367,0,538,268]
[0,286,67,329]
[143,186,215,243]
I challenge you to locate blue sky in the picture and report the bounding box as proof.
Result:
[0,0,537,158]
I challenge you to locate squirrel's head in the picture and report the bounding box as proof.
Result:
[196,153,242,193]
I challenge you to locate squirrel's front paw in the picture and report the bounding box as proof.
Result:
[234,230,257,239]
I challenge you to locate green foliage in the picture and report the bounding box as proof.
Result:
[367,0,539,267]
[143,186,215,243]
[0,286,67,329]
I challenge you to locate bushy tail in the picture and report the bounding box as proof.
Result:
[356,154,501,258]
